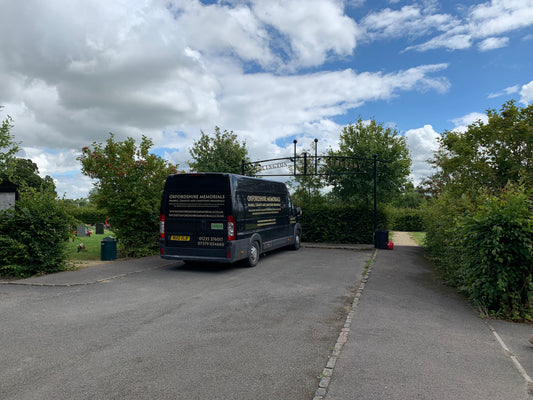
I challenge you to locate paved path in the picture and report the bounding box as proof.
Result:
[316,232,533,400]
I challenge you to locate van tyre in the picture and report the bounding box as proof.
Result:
[291,230,301,250]
[244,240,260,268]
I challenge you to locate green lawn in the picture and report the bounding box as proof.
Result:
[409,232,426,246]
[67,231,115,261]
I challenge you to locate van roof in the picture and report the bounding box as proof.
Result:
[164,173,287,193]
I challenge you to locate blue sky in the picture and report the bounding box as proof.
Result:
[0,0,532,198]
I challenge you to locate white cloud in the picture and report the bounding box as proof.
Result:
[405,32,472,52]
[488,84,520,98]
[362,4,458,42]
[520,80,533,104]
[216,64,449,135]
[487,80,533,104]
[167,0,360,71]
[403,0,533,52]
[54,174,95,199]
[169,0,278,69]
[347,0,366,7]
[404,124,440,183]
[478,36,509,51]
[21,147,80,176]
[469,0,533,38]
[252,0,360,69]
[451,112,488,132]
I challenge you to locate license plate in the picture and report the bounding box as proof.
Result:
[171,235,190,241]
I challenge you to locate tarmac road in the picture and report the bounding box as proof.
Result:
[3,235,531,400]
[0,247,371,400]
[320,233,532,400]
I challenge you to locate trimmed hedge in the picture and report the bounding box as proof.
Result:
[300,203,389,244]
[69,205,107,225]
[390,208,425,232]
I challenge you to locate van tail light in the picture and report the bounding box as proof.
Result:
[159,214,165,239]
[227,215,236,241]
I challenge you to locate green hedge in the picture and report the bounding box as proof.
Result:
[69,205,107,225]
[390,208,425,231]
[425,184,533,321]
[0,187,74,277]
[300,203,389,244]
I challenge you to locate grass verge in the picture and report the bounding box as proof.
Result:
[67,232,115,261]
[409,232,426,246]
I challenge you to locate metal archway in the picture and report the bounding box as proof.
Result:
[236,139,388,236]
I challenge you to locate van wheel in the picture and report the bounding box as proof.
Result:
[291,230,301,250]
[244,240,260,268]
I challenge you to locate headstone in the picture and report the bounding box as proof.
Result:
[77,225,87,237]
[96,223,105,234]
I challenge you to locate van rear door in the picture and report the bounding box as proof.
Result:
[161,174,231,260]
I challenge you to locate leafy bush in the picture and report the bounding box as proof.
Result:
[460,185,533,320]
[0,187,74,277]
[78,135,178,257]
[424,192,467,286]
[425,184,533,321]
[300,203,389,244]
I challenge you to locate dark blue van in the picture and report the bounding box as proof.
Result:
[159,173,301,267]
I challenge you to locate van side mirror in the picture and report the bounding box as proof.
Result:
[295,207,302,217]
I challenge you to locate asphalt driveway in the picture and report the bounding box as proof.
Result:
[0,247,371,400]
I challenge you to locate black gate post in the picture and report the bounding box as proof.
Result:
[373,154,378,234]
[241,159,246,175]
[293,140,297,175]
[314,138,318,175]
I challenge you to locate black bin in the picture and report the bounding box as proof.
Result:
[101,237,117,261]
[374,229,389,249]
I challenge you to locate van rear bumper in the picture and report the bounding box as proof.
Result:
[160,239,249,264]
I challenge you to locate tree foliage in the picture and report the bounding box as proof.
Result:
[78,134,178,257]
[424,100,533,321]
[324,118,412,205]
[0,158,56,192]
[60,198,108,225]
[188,127,259,175]
[425,100,533,196]
[0,110,19,183]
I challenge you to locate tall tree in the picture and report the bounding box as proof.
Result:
[0,158,56,192]
[324,118,412,205]
[79,134,178,257]
[425,100,533,197]
[188,126,259,175]
[0,110,19,183]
